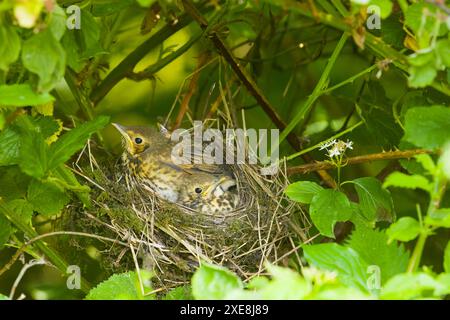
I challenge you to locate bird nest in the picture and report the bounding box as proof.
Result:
[62,134,310,290]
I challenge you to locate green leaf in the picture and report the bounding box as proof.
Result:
[309,189,353,238]
[48,5,67,40]
[351,177,394,222]
[22,30,66,92]
[414,154,436,175]
[444,242,450,273]
[426,208,450,228]
[381,272,439,299]
[0,22,21,71]
[251,263,310,299]
[0,166,31,200]
[386,217,421,242]
[404,106,450,150]
[0,214,13,249]
[285,181,324,204]
[5,199,34,225]
[86,271,154,300]
[383,172,431,192]
[0,127,21,166]
[405,2,438,35]
[370,0,393,19]
[408,64,437,88]
[0,84,55,106]
[191,263,243,300]
[436,39,450,68]
[27,179,69,216]
[303,243,369,292]
[92,0,134,16]
[346,225,409,284]
[162,286,192,300]
[18,128,49,178]
[48,116,110,170]
[0,293,9,300]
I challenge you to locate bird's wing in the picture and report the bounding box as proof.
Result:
[158,159,228,175]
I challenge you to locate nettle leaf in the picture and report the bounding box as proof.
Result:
[350,177,394,222]
[48,116,110,170]
[404,106,450,150]
[425,208,450,228]
[285,181,324,204]
[5,199,34,225]
[383,172,431,192]
[386,217,421,242]
[86,271,154,300]
[27,179,69,216]
[22,29,66,92]
[191,263,243,300]
[444,242,450,273]
[310,189,353,238]
[0,214,14,249]
[0,22,21,71]
[346,225,409,284]
[0,84,55,106]
[303,243,369,292]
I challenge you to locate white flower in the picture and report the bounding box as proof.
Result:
[319,139,336,150]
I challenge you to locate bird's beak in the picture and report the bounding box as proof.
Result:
[112,123,133,148]
[204,176,236,197]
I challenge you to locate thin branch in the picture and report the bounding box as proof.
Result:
[173,51,210,129]
[90,5,210,105]
[181,0,302,150]
[0,201,92,293]
[287,149,432,175]
[9,259,47,300]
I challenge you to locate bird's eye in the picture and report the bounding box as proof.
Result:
[195,187,202,194]
[134,137,143,144]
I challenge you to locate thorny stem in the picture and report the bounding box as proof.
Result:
[287,149,432,175]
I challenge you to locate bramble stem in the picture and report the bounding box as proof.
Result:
[287,148,432,175]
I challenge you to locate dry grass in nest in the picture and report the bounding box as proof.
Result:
[63,130,311,289]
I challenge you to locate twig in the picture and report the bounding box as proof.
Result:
[90,4,211,105]
[0,230,127,279]
[0,200,91,293]
[287,149,432,175]
[181,0,302,150]
[9,259,48,300]
[173,52,210,129]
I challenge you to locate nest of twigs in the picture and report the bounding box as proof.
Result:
[62,127,310,289]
